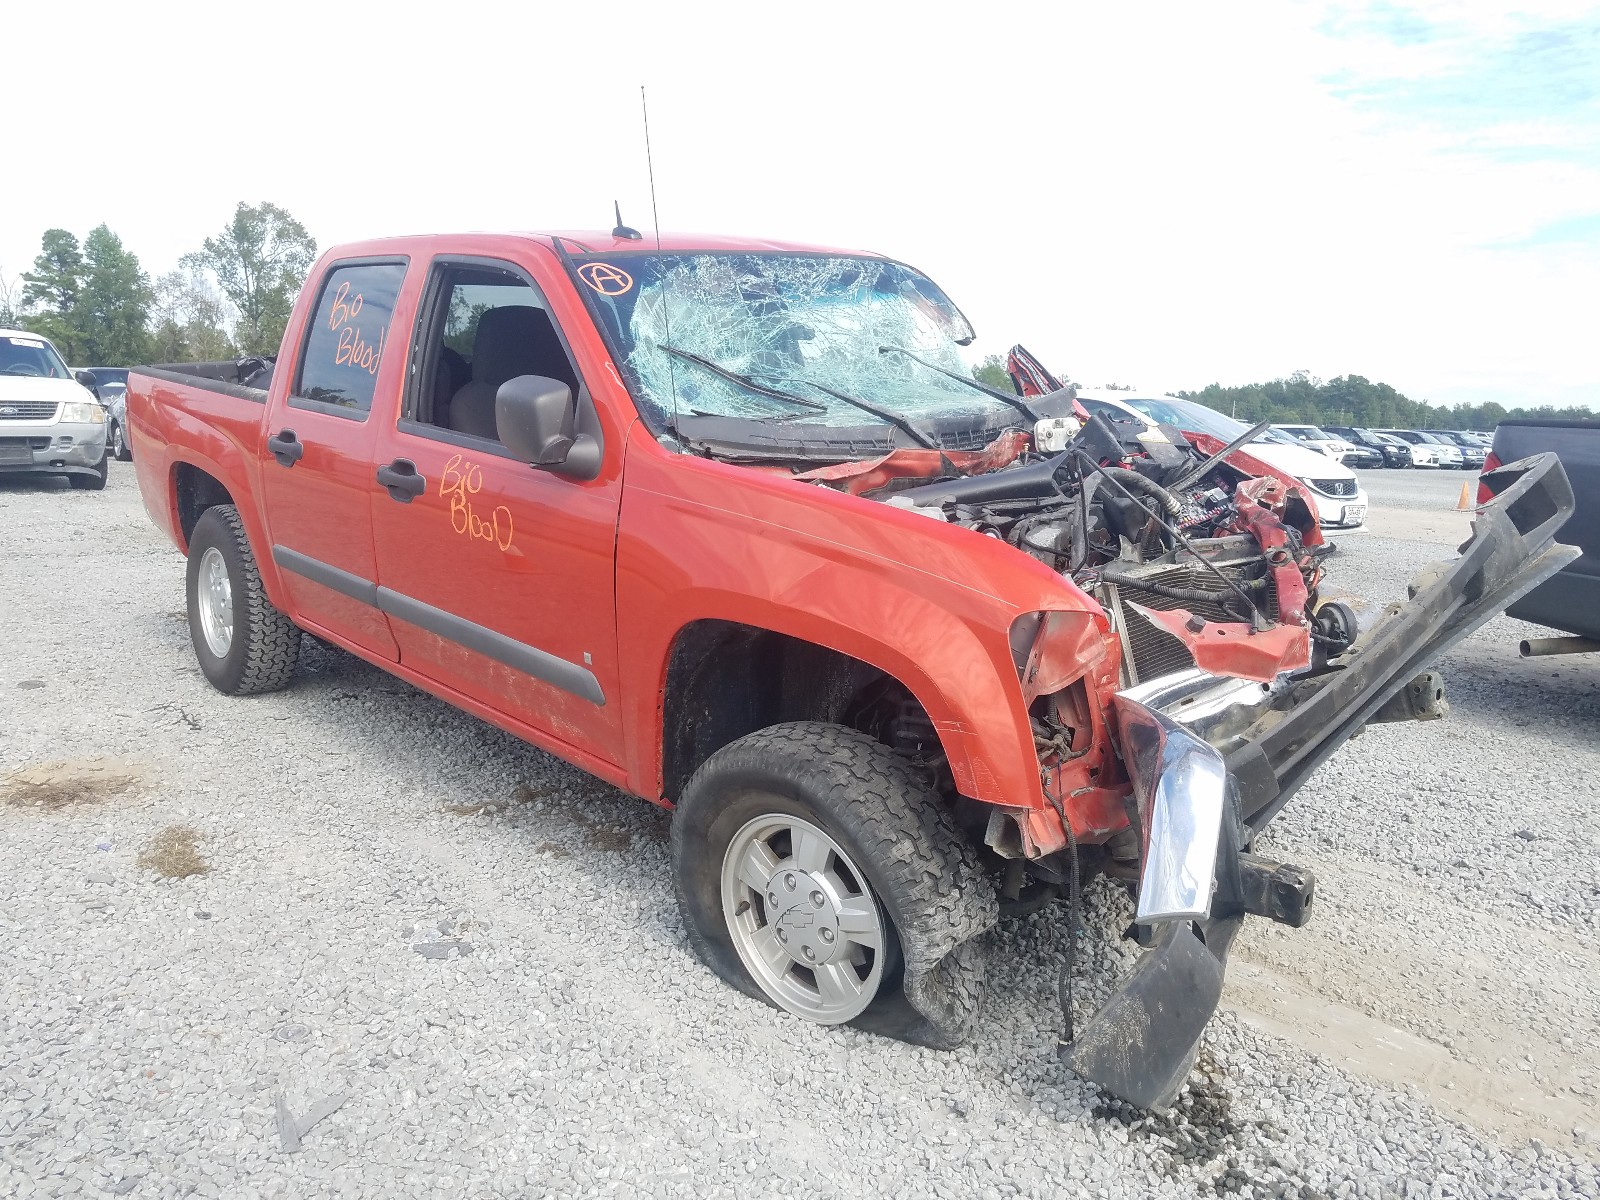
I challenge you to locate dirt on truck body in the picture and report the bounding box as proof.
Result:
[125,230,1576,1110]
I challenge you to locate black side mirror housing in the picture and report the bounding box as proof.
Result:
[495,374,602,479]
[74,369,101,398]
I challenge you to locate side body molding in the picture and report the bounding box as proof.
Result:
[271,545,605,705]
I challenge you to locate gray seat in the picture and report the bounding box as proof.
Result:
[448,306,576,440]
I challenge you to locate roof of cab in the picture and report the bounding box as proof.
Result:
[319,230,881,260]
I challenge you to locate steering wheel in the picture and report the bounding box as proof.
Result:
[4,363,43,376]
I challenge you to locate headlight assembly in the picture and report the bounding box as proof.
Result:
[60,401,106,424]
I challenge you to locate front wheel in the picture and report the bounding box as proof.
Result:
[672,722,997,1046]
[186,505,301,695]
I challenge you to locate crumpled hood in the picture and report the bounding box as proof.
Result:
[0,375,97,407]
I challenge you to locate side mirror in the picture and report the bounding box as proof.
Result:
[74,369,101,398]
[496,374,577,466]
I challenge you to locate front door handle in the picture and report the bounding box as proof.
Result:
[267,429,304,467]
[376,459,426,503]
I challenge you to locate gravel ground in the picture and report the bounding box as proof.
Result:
[1,465,1596,1200]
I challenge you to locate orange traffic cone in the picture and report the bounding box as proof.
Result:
[1456,478,1474,511]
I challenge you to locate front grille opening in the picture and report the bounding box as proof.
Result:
[1308,478,1357,498]
[1113,559,1279,682]
[0,402,60,421]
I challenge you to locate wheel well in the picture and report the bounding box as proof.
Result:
[173,463,235,547]
[661,619,944,803]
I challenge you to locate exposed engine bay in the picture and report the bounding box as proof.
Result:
[796,403,1355,686]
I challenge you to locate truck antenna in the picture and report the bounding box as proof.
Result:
[641,86,663,252]
[612,201,641,241]
[640,85,681,435]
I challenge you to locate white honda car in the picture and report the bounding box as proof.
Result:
[1075,391,1369,530]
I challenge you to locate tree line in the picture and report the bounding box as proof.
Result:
[972,357,1590,431]
[0,202,316,367]
[4,227,1590,427]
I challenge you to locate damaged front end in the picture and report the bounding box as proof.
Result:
[1065,452,1577,1109]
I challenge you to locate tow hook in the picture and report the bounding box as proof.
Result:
[1236,853,1315,927]
[1366,670,1449,725]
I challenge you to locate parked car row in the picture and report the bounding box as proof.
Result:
[1273,423,1488,470]
[1075,391,1371,529]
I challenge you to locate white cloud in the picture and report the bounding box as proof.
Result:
[3,0,1594,408]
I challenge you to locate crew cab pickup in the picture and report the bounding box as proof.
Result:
[127,231,1575,1109]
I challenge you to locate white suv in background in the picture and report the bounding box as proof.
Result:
[1076,391,1369,530]
[0,329,109,490]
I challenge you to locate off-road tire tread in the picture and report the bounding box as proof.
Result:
[190,505,300,695]
[672,721,998,1049]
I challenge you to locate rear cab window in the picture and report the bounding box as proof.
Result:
[291,262,408,419]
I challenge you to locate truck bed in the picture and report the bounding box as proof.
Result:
[125,359,277,551]
[132,358,274,404]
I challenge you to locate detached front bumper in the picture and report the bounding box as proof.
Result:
[1064,453,1577,1109]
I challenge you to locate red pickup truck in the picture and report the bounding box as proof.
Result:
[127,230,1574,1109]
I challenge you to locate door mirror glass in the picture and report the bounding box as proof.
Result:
[496,374,576,466]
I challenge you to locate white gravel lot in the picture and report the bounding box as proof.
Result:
[1,465,1597,1200]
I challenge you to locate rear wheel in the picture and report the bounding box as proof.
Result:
[186,505,301,695]
[672,722,997,1045]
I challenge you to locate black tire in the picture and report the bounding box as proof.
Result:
[672,721,997,1049]
[185,505,301,695]
[111,420,132,462]
[67,453,108,491]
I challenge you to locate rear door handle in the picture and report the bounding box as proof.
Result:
[267,429,304,467]
[376,459,426,503]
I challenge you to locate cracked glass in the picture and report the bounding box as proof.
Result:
[572,252,1000,431]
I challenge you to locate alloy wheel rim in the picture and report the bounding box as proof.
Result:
[196,547,234,658]
[720,810,887,1024]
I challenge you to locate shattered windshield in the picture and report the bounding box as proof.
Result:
[569,252,999,432]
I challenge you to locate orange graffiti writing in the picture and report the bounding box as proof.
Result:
[327,281,384,377]
[329,281,364,330]
[440,454,514,551]
[336,323,385,375]
[578,262,634,296]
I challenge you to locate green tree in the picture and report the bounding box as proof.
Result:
[75,225,153,366]
[1176,373,1588,431]
[149,265,237,363]
[0,266,23,327]
[20,229,86,359]
[971,354,1013,393]
[184,202,317,355]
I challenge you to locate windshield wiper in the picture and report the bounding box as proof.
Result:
[772,377,940,449]
[657,343,939,449]
[878,345,1045,423]
[657,344,827,413]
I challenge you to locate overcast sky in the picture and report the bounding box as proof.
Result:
[7,1,1596,409]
